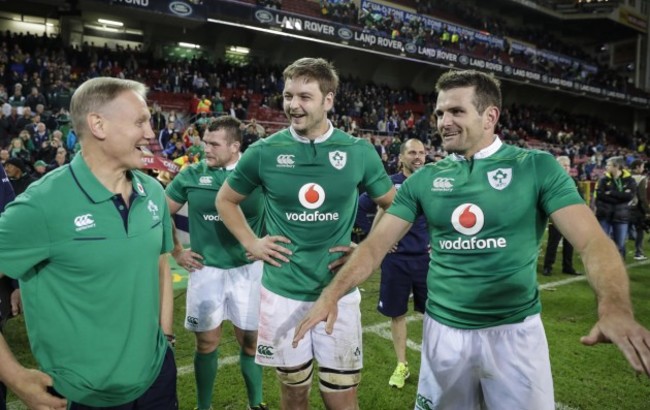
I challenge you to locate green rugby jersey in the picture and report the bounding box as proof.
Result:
[0,154,173,406]
[227,126,392,301]
[388,139,583,329]
[166,159,264,268]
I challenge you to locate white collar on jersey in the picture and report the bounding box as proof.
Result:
[289,120,334,144]
[450,135,503,161]
[224,152,241,171]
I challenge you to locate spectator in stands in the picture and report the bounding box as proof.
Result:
[7,83,24,107]
[0,150,9,166]
[151,103,166,133]
[4,157,34,196]
[159,120,176,151]
[182,124,200,148]
[9,136,31,164]
[629,160,649,261]
[46,147,69,173]
[31,160,47,180]
[242,123,261,153]
[25,86,46,112]
[594,156,636,259]
[15,107,31,133]
[164,138,186,161]
[31,122,48,148]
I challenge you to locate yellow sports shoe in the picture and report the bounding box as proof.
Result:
[388,362,410,388]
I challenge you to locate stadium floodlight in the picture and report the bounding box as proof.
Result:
[98,18,124,27]
[179,42,201,49]
[229,46,249,54]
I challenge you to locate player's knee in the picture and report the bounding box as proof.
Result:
[318,367,361,393]
[276,360,314,388]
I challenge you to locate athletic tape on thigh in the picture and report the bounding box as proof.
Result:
[276,359,314,387]
[318,367,361,393]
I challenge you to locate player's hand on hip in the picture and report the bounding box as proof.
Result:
[581,311,650,377]
[250,235,292,267]
[328,242,357,273]
[9,368,67,410]
[174,249,204,272]
[293,294,339,348]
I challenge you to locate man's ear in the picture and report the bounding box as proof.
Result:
[87,112,107,140]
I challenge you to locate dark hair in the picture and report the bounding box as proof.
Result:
[206,115,242,144]
[435,70,502,114]
[630,159,645,170]
[283,57,339,97]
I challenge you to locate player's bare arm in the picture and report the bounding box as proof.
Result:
[166,196,204,271]
[294,213,412,346]
[216,181,292,267]
[158,254,174,336]
[552,203,650,376]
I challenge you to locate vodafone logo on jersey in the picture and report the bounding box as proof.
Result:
[439,203,507,250]
[451,203,484,235]
[286,183,339,222]
[298,183,325,209]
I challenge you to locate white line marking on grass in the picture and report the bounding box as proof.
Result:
[539,259,649,291]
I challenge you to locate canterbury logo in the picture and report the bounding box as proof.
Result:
[186,316,199,326]
[276,154,295,168]
[257,345,274,356]
[199,176,212,185]
[432,177,454,191]
[74,214,95,231]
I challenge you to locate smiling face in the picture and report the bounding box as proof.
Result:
[435,86,498,158]
[400,139,426,176]
[283,76,333,139]
[95,90,155,171]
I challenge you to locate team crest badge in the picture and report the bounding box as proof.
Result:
[487,168,512,190]
[329,151,347,170]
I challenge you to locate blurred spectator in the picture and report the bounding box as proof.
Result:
[46,146,69,172]
[31,160,47,180]
[25,86,46,112]
[594,156,635,259]
[151,103,167,132]
[8,83,24,107]
[158,120,176,150]
[4,157,34,195]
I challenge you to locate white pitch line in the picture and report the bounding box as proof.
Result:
[539,258,649,291]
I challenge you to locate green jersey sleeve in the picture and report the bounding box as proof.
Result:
[227,146,262,196]
[361,141,393,199]
[165,167,190,204]
[536,152,584,215]
[386,170,423,223]
[0,190,50,279]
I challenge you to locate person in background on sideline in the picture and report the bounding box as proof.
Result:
[356,138,429,389]
[542,155,584,276]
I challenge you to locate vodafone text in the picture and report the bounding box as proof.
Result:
[285,211,339,222]
[439,236,507,250]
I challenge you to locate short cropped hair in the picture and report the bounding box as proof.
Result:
[70,77,147,138]
[206,115,242,145]
[435,70,502,114]
[606,156,626,169]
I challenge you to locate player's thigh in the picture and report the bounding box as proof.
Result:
[224,260,263,331]
[416,315,481,410]
[480,315,554,410]
[255,286,314,368]
[313,289,363,371]
[185,266,226,332]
